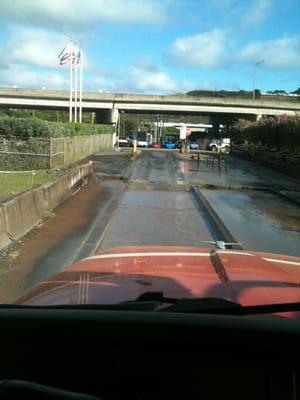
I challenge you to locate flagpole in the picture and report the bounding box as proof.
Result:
[69,38,73,122]
[79,48,83,123]
[74,41,78,123]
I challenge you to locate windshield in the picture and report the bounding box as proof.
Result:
[0,0,299,311]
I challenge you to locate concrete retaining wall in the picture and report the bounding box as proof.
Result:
[0,162,94,252]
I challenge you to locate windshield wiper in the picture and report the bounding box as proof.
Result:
[3,292,300,315]
[131,292,300,316]
[134,292,242,312]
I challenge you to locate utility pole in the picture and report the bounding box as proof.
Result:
[123,111,126,138]
[253,60,264,101]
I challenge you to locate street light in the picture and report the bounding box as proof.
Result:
[253,60,264,101]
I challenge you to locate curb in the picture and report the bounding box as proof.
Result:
[190,185,243,249]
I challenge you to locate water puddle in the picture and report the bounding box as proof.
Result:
[202,189,300,257]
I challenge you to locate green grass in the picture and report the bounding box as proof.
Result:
[0,170,63,202]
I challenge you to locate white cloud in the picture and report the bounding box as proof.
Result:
[243,0,272,26]
[0,0,168,28]
[126,66,176,93]
[0,64,67,89]
[238,36,300,69]
[6,28,69,69]
[0,27,70,88]
[168,29,228,68]
[85,75,118,92]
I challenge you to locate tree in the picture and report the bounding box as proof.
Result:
[124,117,138,138]
[291,88,300,95]
[273,90,287,94]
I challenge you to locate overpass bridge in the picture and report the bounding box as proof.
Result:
[0,88,299,124]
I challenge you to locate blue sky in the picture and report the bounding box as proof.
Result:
[0,0,299,94]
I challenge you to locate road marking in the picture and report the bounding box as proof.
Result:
[83,252,211,261]
[90,213,114,255]
[262,257,300,267]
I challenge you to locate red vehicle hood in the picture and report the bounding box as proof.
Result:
[17,246,300,319]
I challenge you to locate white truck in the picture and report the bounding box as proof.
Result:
[208,138,230,154]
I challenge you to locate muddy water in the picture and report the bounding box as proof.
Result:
[97,189,213,250]
[91,153,131,176]
[177,154,300,190]
[202,189,300,257]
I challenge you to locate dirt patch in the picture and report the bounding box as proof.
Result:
[0,183,102,303]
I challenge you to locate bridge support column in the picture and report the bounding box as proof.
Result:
[212,122,220,137]
[95,108,119,124]
[256,113,263,122]
[95,110,112,124]
[209,116,222,138]
[111,107,119,124]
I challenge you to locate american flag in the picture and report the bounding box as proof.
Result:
[58,42,73,65]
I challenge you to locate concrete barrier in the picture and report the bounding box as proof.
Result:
[0,207,11,249]
[3,190,42,240]
[0,162,94,252]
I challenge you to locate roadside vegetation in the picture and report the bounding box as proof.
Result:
[0,108,101,124]
[231,115,300,154]
[0,116,114,169]
[0,116,114,138]
[185,87,300,101]
[0,169,64,203]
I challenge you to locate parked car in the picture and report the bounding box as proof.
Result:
[208,138,230,154]
[138,140,148,147]
[164,142,176,149]
[189,142,199,150]
[151,142,161,149]
[117,139,130,147]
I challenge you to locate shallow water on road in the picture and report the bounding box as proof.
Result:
[179,154,300,189]
[202,189,300,257]
[98,189,213,250]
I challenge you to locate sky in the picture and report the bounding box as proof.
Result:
[0,0,299,94]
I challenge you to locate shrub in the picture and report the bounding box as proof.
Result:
[231,115,300,153]
[0,117,114,139]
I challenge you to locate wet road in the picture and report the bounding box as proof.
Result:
[98,190,212,250]
[96,150,300,256]
[0,149,299,302]
[202,189,300,257]
[129,150,185,185]
[176,152,299,190]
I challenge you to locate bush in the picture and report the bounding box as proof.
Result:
[231,115,300,153]
[0,154,48,170]
[0,117,114,139]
